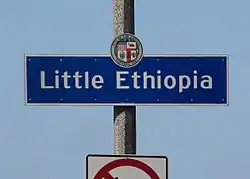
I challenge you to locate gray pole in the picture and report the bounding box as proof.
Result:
[113,0,136,154]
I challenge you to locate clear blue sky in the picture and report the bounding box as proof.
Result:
[0,0,249,178]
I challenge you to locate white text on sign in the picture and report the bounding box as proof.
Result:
[40,70,212,93]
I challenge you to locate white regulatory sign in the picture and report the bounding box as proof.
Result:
[86,154,168,179]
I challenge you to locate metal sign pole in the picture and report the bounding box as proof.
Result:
[113,0,136,154]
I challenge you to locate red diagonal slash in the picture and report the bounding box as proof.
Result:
[100,172,115,179]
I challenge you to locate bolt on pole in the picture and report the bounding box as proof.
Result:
[113,0,136,155]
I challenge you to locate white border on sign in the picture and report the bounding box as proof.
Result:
[86,154,168,179]
[24,53,229,107]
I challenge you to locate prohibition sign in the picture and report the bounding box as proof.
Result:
[94,158,160,179]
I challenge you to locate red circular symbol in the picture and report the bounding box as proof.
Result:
[94,158,160,179]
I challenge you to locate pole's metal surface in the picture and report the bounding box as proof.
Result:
[113,0,136,154]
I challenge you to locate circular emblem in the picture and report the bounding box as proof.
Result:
[110,33,143,68]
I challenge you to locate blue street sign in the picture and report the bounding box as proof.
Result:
[24,54,229,105]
